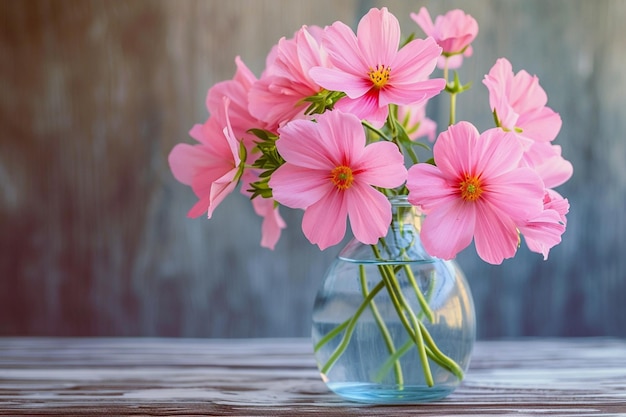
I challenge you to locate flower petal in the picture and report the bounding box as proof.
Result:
[347,183,392,245]
[420,199,475,260]
[406,163,456,212]
[432,121,481,179]
[302,191,348,250]
[472,128,524,179]
[473,202,520,264]
[335,93,388,127]
[510,70,547,112]
[187,195,210,218]
[269,164,331,209]
[392,37,443,82]
[251,197,287,250]
[519,208,565,260]
[320,20,368,76]
[275,119,335,169]
[356,7,400,66]
[484,167,545,222]
[309,67,371,99]
[207,170,239,219]
[410,8,435,37]
[517,106,562,142]
[168,143,209,186]
[356,141,407,188]
[379,77,445,107]
[316,110,365,166]
[524,143,573,188]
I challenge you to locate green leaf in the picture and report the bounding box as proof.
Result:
[400,32,415,48]
[248,178,274,199]
[298,89,346,115]
[247,128,278,142]
[394,119,413,147]
[492,108,501,128]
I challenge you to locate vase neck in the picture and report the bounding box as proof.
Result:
[389,195,422,233]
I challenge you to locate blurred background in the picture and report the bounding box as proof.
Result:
[1,0,625,339]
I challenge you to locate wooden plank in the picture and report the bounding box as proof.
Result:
[0,337,625,415]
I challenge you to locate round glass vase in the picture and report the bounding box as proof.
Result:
[311,196,476,404]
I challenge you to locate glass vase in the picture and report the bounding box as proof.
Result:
[311,196,476,404]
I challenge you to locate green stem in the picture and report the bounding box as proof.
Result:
[375,338,413,382]
[373,241,465,386]
[419,321,465,380]
[376,237,434,323]
[371,244,434,386]
[449,92,457,126]
[313,319,349,353]
[362,120,388,141]
[319,280,386,375]
[376,332,463,384]
[403,264,435,323]
[387,272,464,382]
[443,58,457,126]
[359,265,403,387]
[381,265,434,387]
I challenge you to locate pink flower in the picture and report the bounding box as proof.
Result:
[396,101,437,142]
[248,26,329,131]
[203,57,290,246]
[483,58,562,145]
[168,98,244,219]
[411,7,478,69]
[518,190,569,260]
[519,190,569,260]
[406,122,545,264]
[309,7,445,127]
[269,110,407,250]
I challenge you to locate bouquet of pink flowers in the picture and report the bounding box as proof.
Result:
[169,6,571,264]
[168,6,572,397]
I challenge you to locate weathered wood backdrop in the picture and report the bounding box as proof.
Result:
[1,0,624,338]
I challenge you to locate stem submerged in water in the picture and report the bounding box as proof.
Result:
[317,240,465,387]
[359,265,403,387]
[318,280,385,375]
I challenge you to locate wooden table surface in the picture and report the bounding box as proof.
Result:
[1,337,625,416]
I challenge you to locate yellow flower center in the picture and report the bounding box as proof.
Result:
[368,64,391,89]
[331,165,354,190]
[459,175,483,202]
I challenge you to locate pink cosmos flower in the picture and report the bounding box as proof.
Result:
[483,58,562,145]
[168,98,243,219]
[396,101,437,142]
[204,57,289,247]
[248,26,329,131]
[411,7,478,69]
[406,122,545,264]
[269,110,408,250]
[309,7,445,127]
[518,190,569,260]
